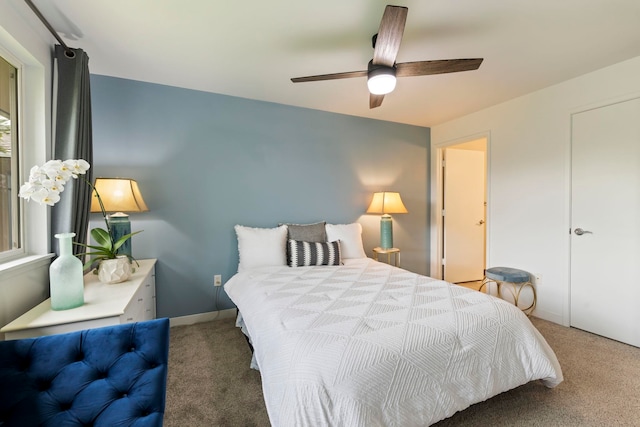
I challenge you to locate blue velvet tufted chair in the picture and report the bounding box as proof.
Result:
[0,318,169,427]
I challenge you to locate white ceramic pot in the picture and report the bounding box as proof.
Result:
[98,256,132,284]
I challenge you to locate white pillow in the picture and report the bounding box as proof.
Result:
[235,225,288,272]
[325,223,367,259]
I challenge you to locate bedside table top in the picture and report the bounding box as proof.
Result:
[373,247,400,254]
[1,259,156,334]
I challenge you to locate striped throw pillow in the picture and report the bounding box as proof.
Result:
[288,239,342,267]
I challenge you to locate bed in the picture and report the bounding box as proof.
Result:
[224,222,563,426]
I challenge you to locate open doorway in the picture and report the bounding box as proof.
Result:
[430,135,488,288]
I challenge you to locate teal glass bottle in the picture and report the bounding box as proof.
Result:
[49,232,85,310]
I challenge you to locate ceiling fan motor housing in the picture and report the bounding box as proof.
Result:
[367,60,397,95]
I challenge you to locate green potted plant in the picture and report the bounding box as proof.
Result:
[77,227,142,283]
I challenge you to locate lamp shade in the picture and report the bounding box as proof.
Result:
[90,178,149,213]
[366,192,408,214]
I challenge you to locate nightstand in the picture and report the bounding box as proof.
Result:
[1,259,157,340]
[373,247,400,267]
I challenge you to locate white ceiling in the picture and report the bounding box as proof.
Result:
[29,0,640,127]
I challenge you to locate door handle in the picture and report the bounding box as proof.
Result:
[476,220,485,225]
[574,228,593,236]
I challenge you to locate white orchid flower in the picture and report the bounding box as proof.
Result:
[41,159,62,174]
[57,162,75,180]
[18,182,40,199]
[42,178,64,193]
[63,159,90,178]
[43,159,62,168]
[40,160,69,182]
[28,165,47,182]
[30,188,61,206]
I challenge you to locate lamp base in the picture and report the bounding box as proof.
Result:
[380,214,393,249]
[108,213,132,257]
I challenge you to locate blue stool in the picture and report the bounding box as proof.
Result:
[480,267,536,315]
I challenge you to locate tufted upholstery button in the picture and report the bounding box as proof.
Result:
[37,379,51,391]
[18,358,30,371]
[60,401,72,411]
[129,346,135,352]
[75,351,84,361]
[122,393,128,398]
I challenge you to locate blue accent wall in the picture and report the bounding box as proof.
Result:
[90,75,430,319]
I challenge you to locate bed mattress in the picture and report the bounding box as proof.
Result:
[224,258,562,426]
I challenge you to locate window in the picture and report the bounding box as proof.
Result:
[0,55,19,256]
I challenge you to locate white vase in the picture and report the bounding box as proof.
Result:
[50,232,85,310]
[98,256,132,284]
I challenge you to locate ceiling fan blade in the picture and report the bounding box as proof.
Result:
[370,93,385,109]
[396,58,483,77]
[372,5,408,67]
[291,70,367,83]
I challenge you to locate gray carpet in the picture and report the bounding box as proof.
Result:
[165,316,640,426]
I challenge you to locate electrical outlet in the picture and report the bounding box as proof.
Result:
[214,274,222,287]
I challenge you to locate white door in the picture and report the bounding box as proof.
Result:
[571,97,640,347]
[443,148,486,283]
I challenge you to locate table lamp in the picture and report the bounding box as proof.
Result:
[90,178,149,257]
[366,192,408,249]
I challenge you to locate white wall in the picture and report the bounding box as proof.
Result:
[0,0,54,336]
[432,55,640,325]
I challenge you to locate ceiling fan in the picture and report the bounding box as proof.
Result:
[291,5,483,109]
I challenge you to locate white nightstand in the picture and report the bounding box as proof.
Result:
[1,259,157,340]
[373,247,401,267]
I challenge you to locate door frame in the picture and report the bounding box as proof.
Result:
[430,131,491,280]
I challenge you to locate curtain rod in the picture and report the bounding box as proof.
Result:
[24,0,75,58]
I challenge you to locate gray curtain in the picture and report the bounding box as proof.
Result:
[51,45,93,256]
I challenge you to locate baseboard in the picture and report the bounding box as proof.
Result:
[531,308,566,327]
[169,308,237,327]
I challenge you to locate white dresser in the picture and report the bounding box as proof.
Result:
[1,259,157,340]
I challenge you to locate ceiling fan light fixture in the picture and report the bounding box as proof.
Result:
[367,65,397,95]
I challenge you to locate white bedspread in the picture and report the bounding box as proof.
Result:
[224,259,563,426]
